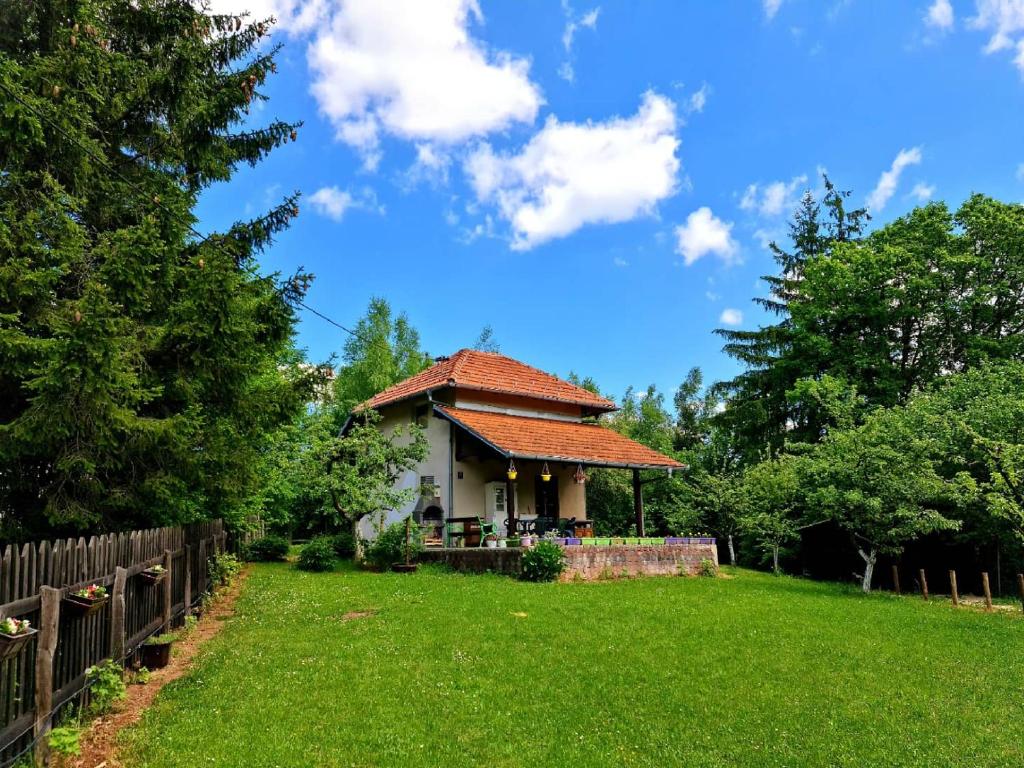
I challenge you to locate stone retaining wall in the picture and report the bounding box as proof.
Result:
[418,542,718,581]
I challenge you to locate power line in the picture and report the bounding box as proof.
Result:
[0,76,367,343]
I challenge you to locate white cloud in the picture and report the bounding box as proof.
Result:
[911,182,936,201]
[204,0,329,35]
[970,0,1024,73]
[465,91,680,250]
[719,308,744,326]
[1017,162,1024,181]
[308,185,383,221]
[764,0,784,20]
[740,174,808,217]
[559,4,600,82]
[705,290,721,301]
[306,0,542,162]
[925,0,955,30]
[687,83,711,114]
[674,207,739,266]
[866,147,923,211]
[613,256,629,267]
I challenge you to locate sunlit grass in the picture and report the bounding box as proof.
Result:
[120,563,1023,767]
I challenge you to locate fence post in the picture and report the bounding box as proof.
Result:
[981,572,993,611]
[162,549,173,631]
[198,539,208,600]
[183,544,192,618]
[892,565,901,596]
[111,566,127,661]
[949,570,959,607]
[919,569,929,600]
[33,586,60,766]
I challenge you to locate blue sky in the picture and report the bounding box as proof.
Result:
[200,0,1024,401]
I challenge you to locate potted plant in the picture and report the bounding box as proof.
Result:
[64,584,109,617]
[139,564,167,585]
[497,538,508,548]
[484,534,499,549]
[520,534,534,547]
[506,536,521,547]
[140,632,176,669]
[564,537,581,546]
[0,617,36,662]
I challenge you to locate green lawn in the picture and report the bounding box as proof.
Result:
[120,563,1023,768]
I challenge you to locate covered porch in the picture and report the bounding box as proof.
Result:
[433,405,685,547]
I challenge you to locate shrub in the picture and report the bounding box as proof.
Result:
[245,535,290,562]
[297,537,336,572]
[364,518,422,570]
[698,558,718,578]
[48,726,81,757]
[209,551,242,587]
[86,659,126,714]
[520,541,566,582]
[332,530,356,559]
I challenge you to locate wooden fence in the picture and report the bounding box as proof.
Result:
[0,521,227,766]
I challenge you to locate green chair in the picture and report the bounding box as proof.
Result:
[476,516,500,547]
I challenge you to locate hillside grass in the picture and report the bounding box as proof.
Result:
[120,563,1023,767]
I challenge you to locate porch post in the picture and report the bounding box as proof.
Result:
[506,476,517,537]
[632,469,645,537]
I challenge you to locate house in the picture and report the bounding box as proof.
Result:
[353,349,684,545]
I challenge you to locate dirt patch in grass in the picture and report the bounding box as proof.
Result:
[338,609,377,621]
[71,570,249,768]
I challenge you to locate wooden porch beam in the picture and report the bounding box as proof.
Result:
[632,469,645,537]
[506,477,516,538]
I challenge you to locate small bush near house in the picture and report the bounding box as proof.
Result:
[520,541,566,582]
[332,530,356,559]
[209,552,242,588]
[698,558,718,578]
[363,519,422,570]
[246,535,290,562]
[297,537,336,572]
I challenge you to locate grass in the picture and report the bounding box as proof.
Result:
[120,564,1023,768]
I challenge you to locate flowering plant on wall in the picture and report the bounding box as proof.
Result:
[72,584,108,600]
[0,617,31,636]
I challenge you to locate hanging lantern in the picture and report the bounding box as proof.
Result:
[507,459,518,481]
[573,464,587,485]
[541,462,552,483]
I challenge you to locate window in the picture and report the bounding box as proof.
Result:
[413,403,430,427]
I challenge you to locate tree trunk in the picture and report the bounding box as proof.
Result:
[858,547,877,593]
[772,545,780,574]
[727,534,736,566]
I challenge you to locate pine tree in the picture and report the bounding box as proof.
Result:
[0,0,313,536]
[712,177,868,463]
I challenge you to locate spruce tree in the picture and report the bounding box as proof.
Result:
[712,178,868,462]
[0,0,313,537]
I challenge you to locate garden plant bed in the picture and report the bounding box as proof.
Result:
[72,569,249,768]
[117,563,1023,768]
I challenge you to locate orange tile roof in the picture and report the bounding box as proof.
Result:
[361,349,616,412]
[435,406,684,470]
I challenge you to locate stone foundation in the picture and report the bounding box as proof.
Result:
[418,542,718,581]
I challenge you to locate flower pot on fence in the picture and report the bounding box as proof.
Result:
[391,563,418,573]
[485,539,498,549]
[63,594,109,618]
[624,537,641,545]
[138,566,167,586]
[506,537,521,547]
[551,538,568,546]
[0,628,37,662]
[140,640,173,670]
[610,538,625,546]
[564,538,582,546]
[664,537,684,545]
[594,538,612,546]
[580,538,596,546]
[520,536,534,547]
